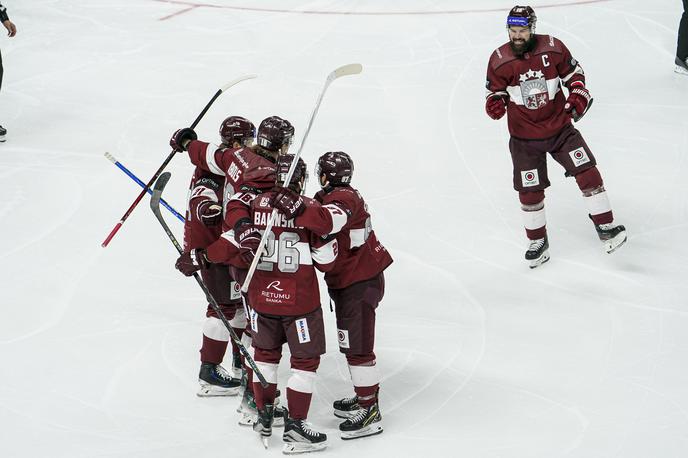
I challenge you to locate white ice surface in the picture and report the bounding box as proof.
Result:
[1,1,687,457]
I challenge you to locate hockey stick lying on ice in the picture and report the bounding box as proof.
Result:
[241,63,363,293]
[102,74,257,248]
[150,171,269,388]
[105,152,184,223]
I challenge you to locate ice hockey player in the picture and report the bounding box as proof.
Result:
[676,0,688,74]
[270,151,392,440]
[230,154,337,454]
[172,116,295,425]
[172,116,256,396]
[484,5,627,268]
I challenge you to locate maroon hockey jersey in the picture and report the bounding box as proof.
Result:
[295,186,393,290]
[244,191,338,316]
[183,167,224,251]
[486,34,585,140]
[186,141,276,199]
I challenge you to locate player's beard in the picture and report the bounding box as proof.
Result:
[510,35,536,57]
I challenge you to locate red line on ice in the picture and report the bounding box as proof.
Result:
[155,0,613,20]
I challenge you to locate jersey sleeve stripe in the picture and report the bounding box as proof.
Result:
[324,204,348,234]
[205,143,224,176]
[311,239,338,265]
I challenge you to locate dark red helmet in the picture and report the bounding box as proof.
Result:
[316,151,353,188]
[219,116,255,147]
[507,5,537,32]
[257,116,295,152]
[276,154,308,194]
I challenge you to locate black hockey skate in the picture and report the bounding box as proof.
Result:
[0,125,6,142]
[594,221,627,254]
[333,395,361,419]
[283,411,328,455]
[675,56,688,75]
[339,400,383,440]
[197,362,241,397]
[525,236,549,269]
[254,404,274,449]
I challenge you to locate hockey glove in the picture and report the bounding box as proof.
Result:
[270,186,305,220]
[175,248,209,276]
[170,127,198,152]
[485,94,507,120]
[235,222,262,265]
[197,201,223,226]
[564,82,593,122]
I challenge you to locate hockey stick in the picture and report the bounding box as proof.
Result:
[105,152,184,223]
[150,171,269,388]
[241,63,363,293]
[102,74,257,248]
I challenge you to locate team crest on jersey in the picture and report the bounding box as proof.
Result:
[568,147,590,167]
[521,168,540,187]
[519,69,549,110]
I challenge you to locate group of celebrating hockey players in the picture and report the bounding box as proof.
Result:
[169,114,392,454]
[158,4,634,454]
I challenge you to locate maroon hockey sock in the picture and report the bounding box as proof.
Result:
[590,211,613,225]
[354,384,379,408]
[253,382,277,410]
[286,388,313,420]
[200,335,228,365]
[525,227,547,240]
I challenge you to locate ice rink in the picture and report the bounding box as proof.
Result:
[1,0,687,456]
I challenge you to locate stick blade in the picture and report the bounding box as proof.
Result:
[220,74,258,93]
[150,172,172,210]
[329,63,363,81]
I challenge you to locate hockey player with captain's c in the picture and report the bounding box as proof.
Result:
[485,5,627,268]
[229,154,336,454]
[173,116,257,397]
[271,151,392,440]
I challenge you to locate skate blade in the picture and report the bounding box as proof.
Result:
[528,250,550,269]
[261,436,270,449]
[341,424,383,440]
[604,231,627,254]
[333,408,361,419]
[282,441,328,455]
[197,385,241,397]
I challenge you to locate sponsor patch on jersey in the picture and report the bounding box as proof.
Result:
[568,148,590,167]
[259,277,296,306]
[250,308,258,333]
[295,318,311,344]
[230,281,241,301]
[337,329,350,349]
[521,169,540,187]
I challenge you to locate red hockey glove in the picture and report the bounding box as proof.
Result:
[270,186,305,220]
[485,94,507,120]
[235,223,262,265]
[197,201,223,226]
[175,248,209,277]
[564,83,593,122]
[170,127,198,152]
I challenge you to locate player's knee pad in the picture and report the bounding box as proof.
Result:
[518,190,545,210]
[347,356,380,388]
[229,306,247,329]
[574,166,604,195]
[254,347,281,384]
[290,355,320,373]
[287,369,317,394]
[202,316,230,342]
